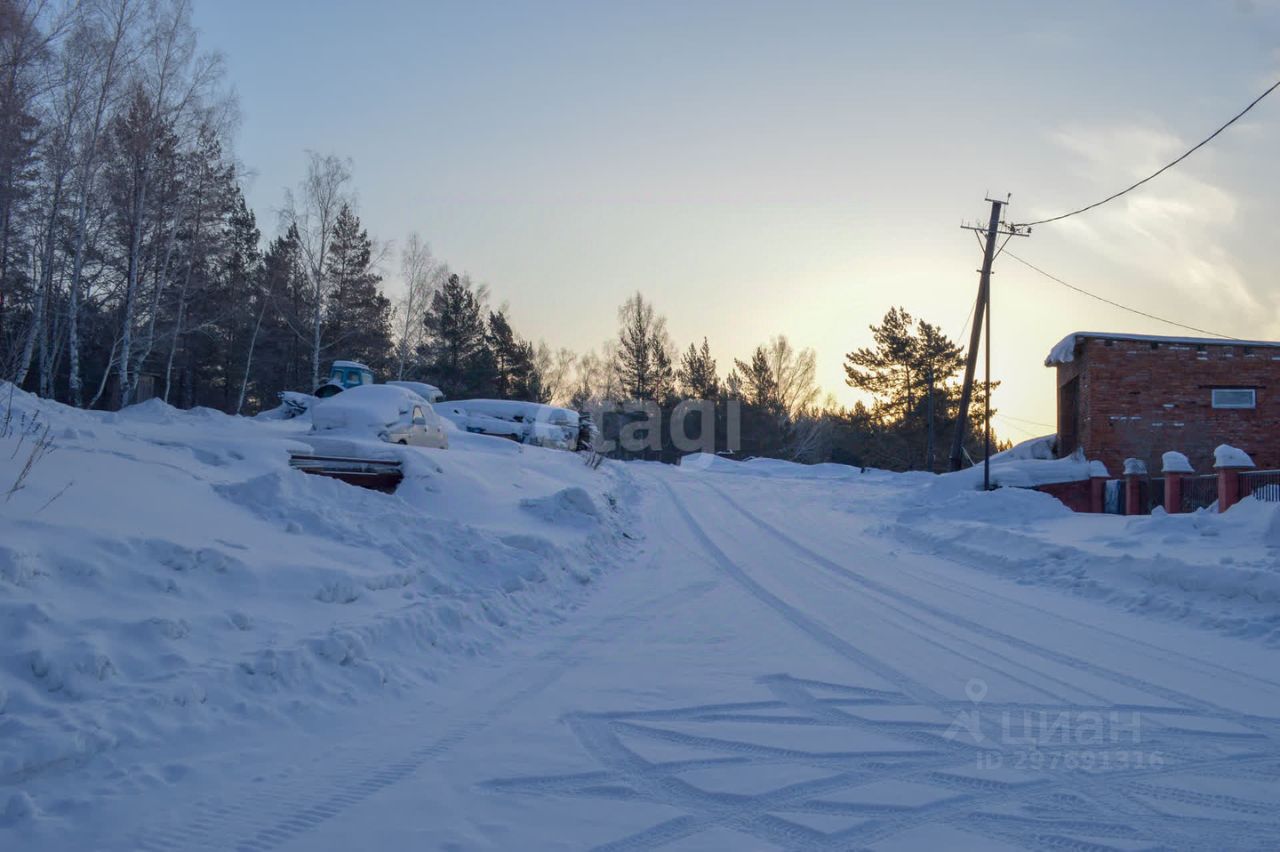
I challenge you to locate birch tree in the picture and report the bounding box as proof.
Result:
[393,232,439,380]
[66,0,137,406]
[281,151,350,391]
[113,0,223,408]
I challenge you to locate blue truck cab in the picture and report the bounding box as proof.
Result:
[315,360,374,398]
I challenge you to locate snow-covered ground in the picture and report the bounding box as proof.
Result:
[3,386,1279,850]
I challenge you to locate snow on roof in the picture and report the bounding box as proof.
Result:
[386,380,444,402]
[1044,331,1280,367]
[331,360,372,371]
[446,399,578,427]
[310,384,419,433]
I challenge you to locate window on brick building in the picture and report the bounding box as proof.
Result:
[1211,388,1256,409]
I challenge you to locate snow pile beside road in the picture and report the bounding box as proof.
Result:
[888,482,1280,644]
[925,445,1094,495]
[678,453,882,480]
[0,384,635,787]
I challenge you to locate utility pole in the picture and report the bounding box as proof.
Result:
[984,269,992,490]
[926,365,935,473]
[949,197,1026,477]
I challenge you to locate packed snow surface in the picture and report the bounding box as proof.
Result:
[3,386,1280,850]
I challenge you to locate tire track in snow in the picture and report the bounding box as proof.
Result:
[883,521,1280,693]
[560,474,1280,849]
[659,479,949,708]
[699,477,1279,728]
[129,569,720,852]
[486,671,1280,850]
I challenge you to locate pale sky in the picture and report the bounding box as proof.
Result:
[193,0,1280,438]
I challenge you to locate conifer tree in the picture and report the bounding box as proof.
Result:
[613,292,673,402]
[322,203,392,372]
[487,308,545,401]
[677,337,720,399]
[419,273,495,398]
[254,224,310,396]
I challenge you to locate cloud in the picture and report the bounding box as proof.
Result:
[1034,122,1267,327]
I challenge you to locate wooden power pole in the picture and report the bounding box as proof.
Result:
[949,198,1025,477]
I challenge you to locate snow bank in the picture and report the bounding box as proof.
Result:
[928,450,1091,495]
[0,384,636,787]
[887,476,1280,644]
[521,487,601,527]
[907,483,1073,525]
[678,453,875,480]
[993,434,1056,461]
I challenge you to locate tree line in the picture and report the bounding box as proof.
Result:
[0,0,1002,470]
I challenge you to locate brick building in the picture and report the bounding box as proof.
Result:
[1047,331,1280,477]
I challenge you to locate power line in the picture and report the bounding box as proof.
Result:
[1003,251,1237,339]
[1016,76,1280,228]
[999,412,1057,429]
[992,415,1045,439]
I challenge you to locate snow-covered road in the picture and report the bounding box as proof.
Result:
[28,461,1278,851]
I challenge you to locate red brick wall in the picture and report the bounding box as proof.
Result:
[1055,337,1280,476]
[1033,479,1094,513]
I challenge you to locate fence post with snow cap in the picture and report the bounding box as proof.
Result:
[1214,445,1255,513]
[1161,451,1193,514]
[1123,458,1146,516]
[1089,460,1109,513]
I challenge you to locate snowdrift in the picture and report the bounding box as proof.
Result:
[0,384,635,786]
[677,453,883,480]
[888,471,1280,644]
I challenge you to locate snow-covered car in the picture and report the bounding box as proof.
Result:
[386,380,445,403]
[310,384,448,449]
[437,400,579,450]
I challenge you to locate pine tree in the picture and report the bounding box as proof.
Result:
[322,203,392,373]
[162,121,238,407]
[613,292,673,402]
[488,309,541,400]
[844,306,919,421]
[221,191,264,411]
[254,224,310,396]
[842,307,982,470]
[677,337,720,400]
[735,346,782,414]
[419,273,495,398]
